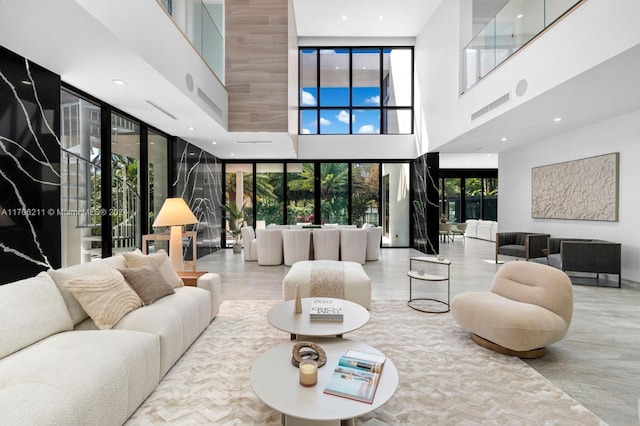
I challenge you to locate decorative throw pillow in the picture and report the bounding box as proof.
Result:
[119,261,175,305]
[65,269,143,330]
[122,250,183,288]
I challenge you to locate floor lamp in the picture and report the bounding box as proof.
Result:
[152,198,198,271]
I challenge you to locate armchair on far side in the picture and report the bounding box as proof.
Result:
[495,232,549,264]
[547,238,621,288]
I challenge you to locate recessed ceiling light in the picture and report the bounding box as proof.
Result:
[187,126,195,131]
[111,79,127,85]
[230,153,235,157]
[212,141,217,145]
[341,15,347,21]
[335,66,340,70]
[501,137,508,142]
[378,15,384,20]
[553,117,563,122]
[362,66,367,70]
[517,14,523,19]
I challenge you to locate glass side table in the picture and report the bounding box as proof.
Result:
[407,256,451,313]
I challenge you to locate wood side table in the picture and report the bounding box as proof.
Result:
[177,270,207,286]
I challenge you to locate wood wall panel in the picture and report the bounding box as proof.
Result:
[226,0,289,132]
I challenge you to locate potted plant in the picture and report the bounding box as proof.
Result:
[221,201,245,253]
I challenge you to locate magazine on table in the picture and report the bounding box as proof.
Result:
[309,298,344,321]
[323,350,387,403]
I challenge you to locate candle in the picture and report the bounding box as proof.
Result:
[299,359,318,387]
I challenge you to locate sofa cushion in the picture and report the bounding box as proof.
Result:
[111,287,212,377]
[0,272,73,359]
[48,260,117,325]
[0,330,159,426]
[118,261,175,305]
[65,269,143,330]
[123,250,183,288]
[499,244,527,258]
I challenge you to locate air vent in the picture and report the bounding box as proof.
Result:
[471,93,510,121]
[145,100,178,120]
[234,140,273,144]
[197,87,222,117]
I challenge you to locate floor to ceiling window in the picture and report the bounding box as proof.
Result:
[299,47,413,135]
[256,163,284,228]
[320,163,349,224]
[148,130,168,231]
[60,89,102,266]
[286,163,315,224]
[439,171,498,222]
[225,163,253,246]
[110,113,141,254]
[351,163,379,227]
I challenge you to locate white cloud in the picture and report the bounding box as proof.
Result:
[301,90,317,106]
[336,110,353,124]
[301,128,311,134]
[320,117,332,126]
[364,95,380,105]
[357,124,376,134]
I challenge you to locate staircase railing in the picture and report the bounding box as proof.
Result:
[60,148,141,254]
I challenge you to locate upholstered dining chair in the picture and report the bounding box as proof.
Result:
[339,228,367,264]
[451,260,573,358]
[439,223,453,243]
[281,229,311,266]
[312,229,340,261]
[256,229,283,265]
[240,226,258,261]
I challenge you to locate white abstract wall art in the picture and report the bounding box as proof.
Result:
[531,152,619,221]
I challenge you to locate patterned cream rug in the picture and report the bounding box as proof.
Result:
[127,300,605,425]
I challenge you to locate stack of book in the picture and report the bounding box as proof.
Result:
[309,298,344,322]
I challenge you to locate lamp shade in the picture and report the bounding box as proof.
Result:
[152,198,198,227]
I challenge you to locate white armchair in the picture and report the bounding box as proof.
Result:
[312,229,340,261]
[281,229,311,266]
[256,229,283,265]
[240,226,258,261]
[365,226,383,261]
[340,229,367,264]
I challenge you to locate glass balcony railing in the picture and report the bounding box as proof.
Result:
[159,0,225,84]
[462,0,582,93]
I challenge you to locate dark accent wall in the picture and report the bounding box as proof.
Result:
[412,152,439,254]
[0,46,61,284]
[172,139,223,257]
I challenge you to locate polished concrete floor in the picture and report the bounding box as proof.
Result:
[199,237,640,425]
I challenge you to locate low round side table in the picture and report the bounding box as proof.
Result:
[267,297,370,340]
[250,337,398,425]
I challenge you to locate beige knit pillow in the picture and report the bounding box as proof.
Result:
[65,269,143,330]
[119,261,175,305]
[122,250,183,288]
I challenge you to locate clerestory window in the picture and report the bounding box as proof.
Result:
[299,47,413,135]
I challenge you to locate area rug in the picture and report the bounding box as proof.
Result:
[126,300,605,425]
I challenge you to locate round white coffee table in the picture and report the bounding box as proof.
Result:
[267,297,370,339]
[250,337,398,425]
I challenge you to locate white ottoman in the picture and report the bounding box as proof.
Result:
[282,260,371,309]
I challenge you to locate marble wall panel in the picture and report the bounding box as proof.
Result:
[412,153,440,254]
[173,140,223,257]
[0,46,61,284]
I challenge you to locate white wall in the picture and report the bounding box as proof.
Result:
[499,109,640,282]
[415,0,640,151]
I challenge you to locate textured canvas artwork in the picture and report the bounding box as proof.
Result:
[531,153,619,221]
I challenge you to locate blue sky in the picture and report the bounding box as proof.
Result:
[300,86,381,135]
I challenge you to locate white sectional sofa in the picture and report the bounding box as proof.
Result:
[0,251,221,426]
[465,219,498,242]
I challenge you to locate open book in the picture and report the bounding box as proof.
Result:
[323,350,386,404]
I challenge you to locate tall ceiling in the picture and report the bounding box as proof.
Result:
[1,0,636,160]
